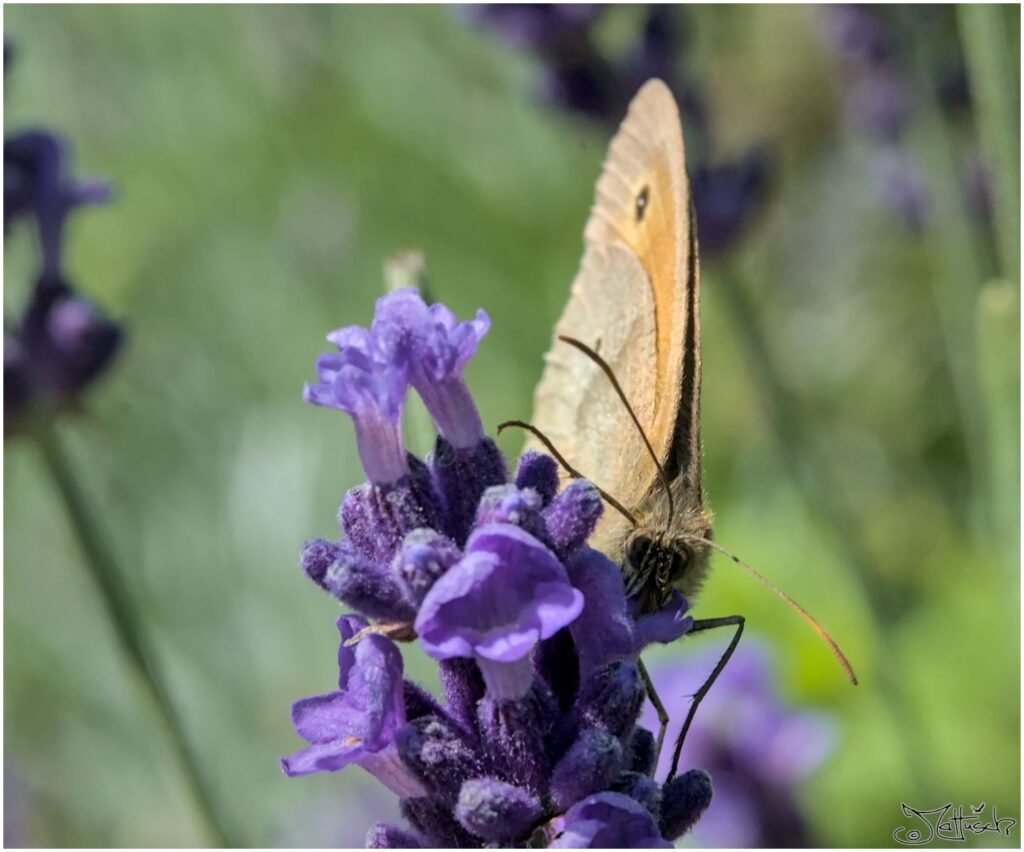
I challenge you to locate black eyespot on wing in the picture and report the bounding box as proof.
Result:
[635,185,650,222]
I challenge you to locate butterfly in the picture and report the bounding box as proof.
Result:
[504,79,855,781]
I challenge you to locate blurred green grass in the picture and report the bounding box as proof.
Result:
[4,5,1019,847]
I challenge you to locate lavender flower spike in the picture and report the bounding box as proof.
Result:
[305,323,410,484]
[281,615,428,799]
[375,287,488,449]
[415,523,584,700]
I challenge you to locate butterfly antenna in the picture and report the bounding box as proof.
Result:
[497,419,638,527]
[690,536,859,685]
[558,335,675,524]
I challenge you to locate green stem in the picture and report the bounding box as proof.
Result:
[903,14,994,539]
[958,5,1021,286]
[35,427,234,847]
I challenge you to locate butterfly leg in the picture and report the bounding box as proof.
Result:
[666,614,745,783]
[637,657,670,768]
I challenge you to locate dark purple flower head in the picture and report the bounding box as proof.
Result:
[549,792,672,849]
[305,322,410,484]
[4,66,120,436]
[5,275,123,433]
[375,287,489,450]
[691,148,771,258]
[465,5,601,56]
[281,615,428,798]
[416,523,584,700]
[287,291,717,847]
[820,4,893,67]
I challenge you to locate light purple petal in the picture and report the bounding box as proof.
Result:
[633,590,693,651]
[550,792,671,848]
[280,737,365,777]
[415,524,583,667]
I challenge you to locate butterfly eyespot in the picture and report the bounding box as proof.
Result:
[635,185,650,222]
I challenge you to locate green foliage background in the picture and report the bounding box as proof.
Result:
[4,5,1019,847]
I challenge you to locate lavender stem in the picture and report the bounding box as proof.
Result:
[35,426,235,847]
[957,5,1021,286]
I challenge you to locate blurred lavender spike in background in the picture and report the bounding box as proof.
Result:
[4,48,121,434]
[467,4,772,258]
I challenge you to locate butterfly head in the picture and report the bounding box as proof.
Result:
[623,524,711,614]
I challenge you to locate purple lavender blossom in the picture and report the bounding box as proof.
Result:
[819,6,936,232]
[281,615,428,798]
[641,640,835,847]
[285,289,714,846]
[4,130,110,276]
[304,322,411,484]
[416,523,584,700]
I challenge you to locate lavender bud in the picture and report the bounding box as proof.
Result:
[455,777,542,843]
[660,769,713,841]
[393,528,460,606]
[401,796,477,848]
[549,728,625,813]
[322,540,416,622]
[476,690,553,795]
[612,771,663,818]
[473,484,544,535]
[542,479,603,557]
[339,456,443,564]
[366,823,423,848]
[430,436,507,545]
[439,658,485,736]
[626,726,657,776]
[300,538,340,588]
[514,451,559,505]
[397,715,482,803]
[403,680,446,722]
[575,660,646,738]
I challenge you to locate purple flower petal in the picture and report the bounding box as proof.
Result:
[374,288,488,449]
[633,590,693,652]
[281,619,426,797]
[564,548,635,674]
[549,792,671,848]
[305,320,410,483]
[415,524,584,699]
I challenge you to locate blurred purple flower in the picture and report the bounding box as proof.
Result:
[641,640,836,847]
[468,5,769,258]
[285,289,714,846]
[4,130,110,276]
[872,148,931,234]
[4,53,121,435]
